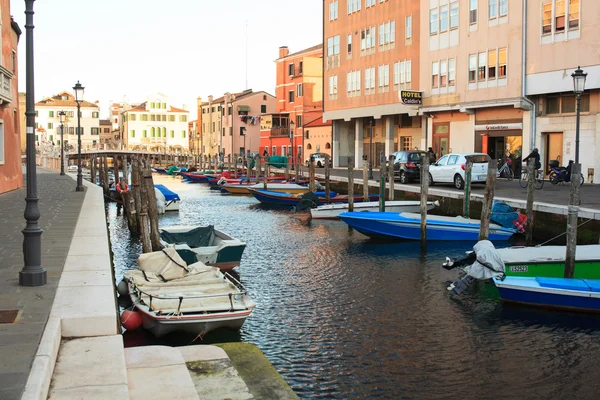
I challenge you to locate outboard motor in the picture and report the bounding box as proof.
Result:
[443,240,506,295]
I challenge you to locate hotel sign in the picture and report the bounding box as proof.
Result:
[475,123,523,131]
[399,90,423,105]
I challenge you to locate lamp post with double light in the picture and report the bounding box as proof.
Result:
[571,66,587,165]
[59,110,66,175]
[73,81,84,191]
[290,120,295,170]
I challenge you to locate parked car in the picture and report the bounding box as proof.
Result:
[392,150,427,184]
[428,153,491,189]
[305,153,331,168]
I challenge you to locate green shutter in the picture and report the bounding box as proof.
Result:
[143,130,147,138]
[170,130,174,138]
[182,130,186,138]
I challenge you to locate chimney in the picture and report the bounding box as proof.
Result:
[279,46,289,58]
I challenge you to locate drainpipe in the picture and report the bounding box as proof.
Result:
[522,0,536,151]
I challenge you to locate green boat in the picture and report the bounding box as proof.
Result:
[499,245,600,279]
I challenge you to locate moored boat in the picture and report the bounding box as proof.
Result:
[154,184,180,212]
[221,182,310,196]
[123,248,255,337]
[339,212,516,241]
[159,225,246,271]
[311,200,439,219]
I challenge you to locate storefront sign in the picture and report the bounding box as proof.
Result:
[399,90,423,105]
[475,123,523,131]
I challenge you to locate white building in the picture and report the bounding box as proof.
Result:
[35,91,101,151]
[121,94,190,153]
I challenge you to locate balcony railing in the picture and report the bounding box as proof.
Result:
[270,127,290,137]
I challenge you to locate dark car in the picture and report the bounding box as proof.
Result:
[392,150,427,183]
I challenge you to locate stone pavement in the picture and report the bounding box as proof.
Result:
[0,170,84,400]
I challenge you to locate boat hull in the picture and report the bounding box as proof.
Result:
[311,201,436,219]
[165,200,180,212]
[494,277,600,312]
[339,212,514,241]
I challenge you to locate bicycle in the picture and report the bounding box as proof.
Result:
[519,165,544,190]
[496,158,514,181]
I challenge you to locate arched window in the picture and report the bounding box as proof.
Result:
[151,127,156,137]
[307,143,312,150]
[325,142,331,149]
[163,127,167,137]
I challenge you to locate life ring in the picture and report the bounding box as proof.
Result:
[116,183,130,194]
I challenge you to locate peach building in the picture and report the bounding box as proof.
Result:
[260,45,330,163]
[323,0,422,168]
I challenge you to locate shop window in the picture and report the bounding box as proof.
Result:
[561,95,576,113]
[546,96,560,114]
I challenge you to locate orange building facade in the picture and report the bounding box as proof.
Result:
[323,0,422,168]
[259,45,330,164]
[0,8,22,194]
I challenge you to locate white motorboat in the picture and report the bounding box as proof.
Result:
[123,248,255,337]
[310,200,439,220]
[154,184,180,213]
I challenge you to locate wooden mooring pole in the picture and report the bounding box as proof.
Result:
[142,162,162,251]
[420,156,430,249]
[325,156,331,203]
[564,163,581,278]
[309,157,315,193]
[348,158,354,212]
[478,164,497,240]
[463,162,472,218]
[362,158,369,202]
[388,155,395,201]
[379,162,385,212]
[525,159,535,245]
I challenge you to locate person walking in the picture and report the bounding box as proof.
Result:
[427,147,437,164]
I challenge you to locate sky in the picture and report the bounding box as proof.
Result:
[10,0,323,120]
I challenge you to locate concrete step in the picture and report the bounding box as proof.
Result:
[48,335,129,399]
[125,345,199,400]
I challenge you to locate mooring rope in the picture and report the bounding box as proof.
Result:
[538,218,595,246]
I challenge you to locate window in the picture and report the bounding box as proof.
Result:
[47,123,53,129]
[288,63,295,76]
[378,21,395,46]
[469,55,477,82]
[182,131,186,138]
[347,0,361,14]
[347,34,352,55]
[378,65,389,91]
[561,95,576,113]
[498,48,507,78]
[569,0,579,29]
[170,130,175,138]
[261,104,267,113]
[347,70,361,96]
[469,0,478,24]
[143,130,147,138]
[272,146,277,156]
[163,127,167,137]
[440,5,449,32]
[489,0,498,19]
[400,136,413,151]
[360,26,377,51]
[365,67,376,91]
[151,127,156,137]
[282,146,287,156]
[296,115,302,127]
[499,0,508,16]
[406,16,412,39]
[366,0,375,7]
[130,130,135,138]
[289,90,295,103]
[555,0,565,32]
[130,113,136,121]
[329,0,338,20]
[92,111,99,118]
[448,59,456,85]
[91,128,99,135]
[450,2,459,28]
[478,53,486,80]
[49,111,54,117]
[430,9,438,34]
[488,50,497,78]
[329,75,338,97]
[297,83,304,97]
[327,35,340,55]
[141,114,148,121]
[169,115,175,122]
[431,62,439,88]
[440,60,447,86]
[406,60,412,83]
[546,93,589,114]
[180,115,187,122]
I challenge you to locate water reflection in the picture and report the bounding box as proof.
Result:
[107,175,600,399]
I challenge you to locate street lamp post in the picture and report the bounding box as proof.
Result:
[73,81,85,191]
[59,111,66,175]
[20,0,47,286]
[369,119,374,179]
[290,120,295,170]
[571,66,587,165]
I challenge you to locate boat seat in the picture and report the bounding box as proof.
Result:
[535,277,591,292]
[583,280,600,293]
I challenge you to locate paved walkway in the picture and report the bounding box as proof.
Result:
[0,170,84,400]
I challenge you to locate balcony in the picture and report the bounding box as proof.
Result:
[270,127,291,137]
[0,65,13,105]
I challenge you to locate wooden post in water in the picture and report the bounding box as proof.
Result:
[142,163,162,251]
[121,155,128,185]
[131,157,143,232]
[388,155,395,201]
[256,155,262,183]
[102,155,110,194]
[348,157,354,212]
[138,160,153,253]
[525,159,535,245]
[379,162,386,212]
[90,155,96,185]
[285,157,290,182]
[564,163,581,278]
[325,156,331,203]
[420,156,430,249]
[463,161,472,218]
[478,164,497,240]
[362,158,369,202]
[120,176,138,235]
[309,156,315,193]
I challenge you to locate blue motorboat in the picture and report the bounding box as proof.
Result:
[494,276,600,312]
[338,212,516,241]
[154,184,180,212]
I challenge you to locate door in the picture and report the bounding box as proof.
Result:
[433,123,450,159]
[545,132,563,174]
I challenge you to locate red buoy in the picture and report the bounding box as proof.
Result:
[121,310,143,331]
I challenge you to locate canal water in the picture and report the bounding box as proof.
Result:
[108,175,600,399]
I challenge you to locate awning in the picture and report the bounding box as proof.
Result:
[237,105,250,112]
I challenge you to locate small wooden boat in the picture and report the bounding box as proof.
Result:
[159,225,246,271]
[248,188,343,207]
[311,200,439,219]
[152,166,168,174]
[154,184,180,212]
[339,212,516,241]
[493,276,600,312]
[221,183,310,196]
[123,248,255,337]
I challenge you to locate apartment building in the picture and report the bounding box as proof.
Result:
[200,95,224,156]
[99,119,114,149]
[525,0,599,180]
[260,45,330,163]
[35,92,101,151]
[121,94,190,152]
[323,0,422,168]
[0,6,22,194]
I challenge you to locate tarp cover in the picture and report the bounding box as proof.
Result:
[154,184,180,201]
[267,156,288,169]
[160,226,216,249]
[490,200,519,229]
[465,240,506,280]
[138,248,190,281]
